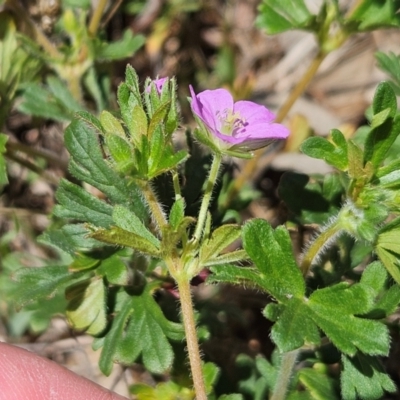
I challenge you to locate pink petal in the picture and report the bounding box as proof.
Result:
[234,101,276,124]
[237,122,290,140]
[189,86,234,132]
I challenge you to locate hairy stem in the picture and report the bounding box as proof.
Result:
[222,50,327,209]
[270,350,299,400]
[88,0,109,37]
[300,218,343,276]
[192,153,222,243]
[176,274,207,400]
[139,181,168,232]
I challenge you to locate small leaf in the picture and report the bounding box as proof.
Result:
[89,226,160,256]
[95,29,145,61]
[105,134,134,171]
[243,219,305,302]
[297,368,337,400]
[129,105,148,145]
[200,224,241,265]
[69,254,100,271]
[12,265,80,308]
[348,0,400,31]
[99,288,183,375]
[147,101,170,137]
[309,283,389,356]
[204,249,249,267]
[347,140,364,179]
[54,179,114,228]
[360,261,387,295]
[64,118,147,219]
[301,136,348,171]
[256,0,315,35]
[208,264,261,287]
[112,205,160,248]
[100,110,125,137]
[169,198,185,231]
[375,51,400,95]
[66,277,107,335]
[76,111,104,134]
[46,76,83,114]
[341,354,396,400]
[39,224,102,256]
[203,362,220,395]
[375,225,400,284]
[269,297,320,352]
[97,255,129,286]
[364,114,400,169]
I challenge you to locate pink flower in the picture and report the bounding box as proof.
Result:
[189,86,289,157]
[147,77,168,94]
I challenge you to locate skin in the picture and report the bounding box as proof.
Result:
[0,342,128,400]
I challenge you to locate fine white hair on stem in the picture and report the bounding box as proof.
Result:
[300,213,345,269]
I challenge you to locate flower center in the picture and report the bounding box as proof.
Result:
[218,109,247,136]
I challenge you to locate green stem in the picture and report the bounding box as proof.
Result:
[175,273,207,400]
[88,0,109,37]
[138,181,168,233]
[300,218,343,276]
[192,153,222,243]
[270,350,299,400]
[171,168,182,200]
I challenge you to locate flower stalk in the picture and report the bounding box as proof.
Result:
[192,153,223,244]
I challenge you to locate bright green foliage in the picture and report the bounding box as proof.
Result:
[12,265,85,309]
[301,129,348,171]
[256,0,316,34]
[241,220,392,356]
[363,82,400,168]
[199,224,242,266]
[348,0,400,30]
[98,288,184,376]
[54,179,114,228]
[297,368,337,400]
[242,219,305,302]
[64,118,147,218]
[375,218,400,284]
[341,354,396,399]
[376,52,400,95]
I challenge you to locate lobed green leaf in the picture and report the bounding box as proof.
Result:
[54,179,114,228]
[341,354,396,400]
[243,219,305,302]
[66,277,107,335]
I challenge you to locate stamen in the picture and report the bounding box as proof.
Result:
[217,109,247,136]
